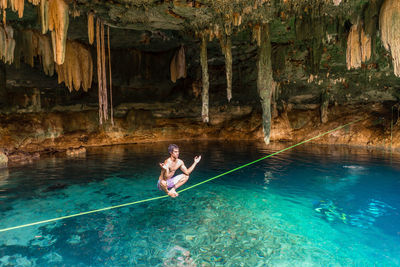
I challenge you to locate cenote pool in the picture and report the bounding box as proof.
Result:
[0,141,399,266]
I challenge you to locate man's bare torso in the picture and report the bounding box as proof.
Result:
[159,158,182,180]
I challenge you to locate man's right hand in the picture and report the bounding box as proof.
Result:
[159,163,168,170]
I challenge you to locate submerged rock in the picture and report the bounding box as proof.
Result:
[67,234,81,244]
[43,252,63,263]
[0,254,36,267]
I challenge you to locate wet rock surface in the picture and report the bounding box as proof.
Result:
[0,101,399,165]
[0,150,8,168]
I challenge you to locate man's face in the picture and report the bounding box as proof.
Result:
[171,148,179,159]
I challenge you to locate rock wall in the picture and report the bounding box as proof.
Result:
[1,100,399,164]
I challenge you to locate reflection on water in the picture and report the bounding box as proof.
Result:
[0,141,399,266]
[0,168,9,187]
[313,198,396,229]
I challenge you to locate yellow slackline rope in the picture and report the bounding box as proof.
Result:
[0,118,363,233]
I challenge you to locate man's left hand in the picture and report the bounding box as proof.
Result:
[194,155,201,164]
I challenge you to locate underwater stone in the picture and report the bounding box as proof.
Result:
[0,254,36,267]
[43,252,63,263]
[30,234,57,247]
[67,234,81,244]
[185,235,195,241]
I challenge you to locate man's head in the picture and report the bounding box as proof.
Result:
[168,144,179,159]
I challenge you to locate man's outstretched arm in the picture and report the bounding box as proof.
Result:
[180,156,201,175]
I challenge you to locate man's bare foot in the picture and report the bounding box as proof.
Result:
[169,188,179,197]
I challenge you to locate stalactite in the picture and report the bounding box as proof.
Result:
[346,22,371,70]
[107,26,113,126]
[170,51,177,83]
[257,23,274,145]
[219,34,232,102]
[170,45,186,83]
[380,0,400,77]
[71,2,80,18]
[362,0,378,61]
[88,11,94,45]
[40,0,49,34]
[0,0,7,10]
[0,0,8,26]
[18,0,24,18]
[360,28,371,63]
[72,42,81,90]
[28,0,40,5]
[55,40,93,92]
[58,42,75,91]
[10,0,24,19]
[0,25,15,64]
[96,18,103,124]
[48,0,69,65]
[60,41,77,90]
[79,43,92,92]
[0,27,5,59]
[252,24,261,46]
[320,89,329,123]
[333,0,342,6]
[5,26,15,64]
[200,35,209,123]
[232,12,242,27]
[38,33,54,76]
[346,23,361,70]
[16,30,54,76]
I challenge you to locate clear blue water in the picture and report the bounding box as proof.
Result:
[0,141,399,266]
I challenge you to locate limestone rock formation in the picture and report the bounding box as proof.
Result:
[1,0,400,158]
[380,0,400,76]
[88,11,94,45]
[0,150,7,168]
[170,45,186,83]
[0,25,16,64]
[56,40,93,92]
[48,0,69,65]
[346,22,371,70]
[16,29,55,76]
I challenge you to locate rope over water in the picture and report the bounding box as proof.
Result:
[0,118,363,233]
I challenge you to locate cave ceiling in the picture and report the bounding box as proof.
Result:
[5,0,374,50]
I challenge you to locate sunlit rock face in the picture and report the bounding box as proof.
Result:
[0,0,400,161]
[0,150,8,168]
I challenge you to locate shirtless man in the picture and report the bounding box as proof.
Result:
[158,144,201,198]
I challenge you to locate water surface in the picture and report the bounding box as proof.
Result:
[0,142,399,266]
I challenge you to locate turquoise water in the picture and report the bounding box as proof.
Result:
[0,142,399,266]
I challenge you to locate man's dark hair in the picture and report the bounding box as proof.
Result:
[168,144,179,154]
